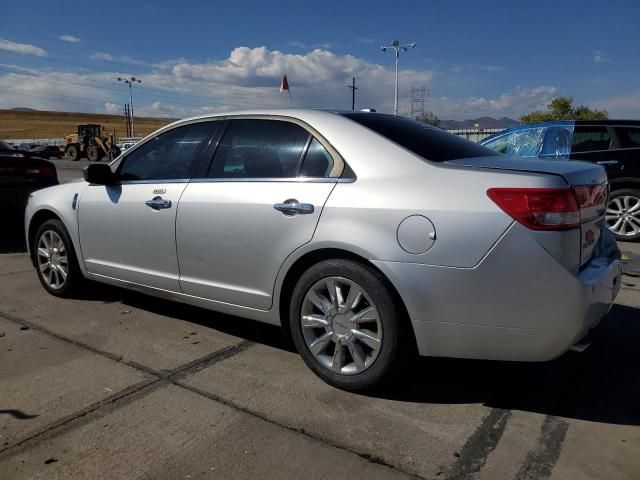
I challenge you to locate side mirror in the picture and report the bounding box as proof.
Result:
[83,164,116,185]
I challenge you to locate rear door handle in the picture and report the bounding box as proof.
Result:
[597,160,619,165]
[274,201,314,215]
[145,196,172,210]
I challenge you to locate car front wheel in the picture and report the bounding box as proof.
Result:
[33,219,85,297]
[289,259,401,391]
[606,189,640,241]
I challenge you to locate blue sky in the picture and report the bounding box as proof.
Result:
[1,0,639,119]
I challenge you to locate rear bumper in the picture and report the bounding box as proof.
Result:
[373,223,622,362]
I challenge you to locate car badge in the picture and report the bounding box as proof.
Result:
[153,188,166,195]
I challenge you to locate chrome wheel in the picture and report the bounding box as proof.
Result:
[606,195,640,237]
[36,230,68,290]
[300,276,382,375]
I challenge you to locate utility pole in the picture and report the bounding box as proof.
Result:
[381,40,416,115]
[117,76,142,137]
[347,77,358,110]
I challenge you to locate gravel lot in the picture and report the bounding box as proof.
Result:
[1,159,639,479]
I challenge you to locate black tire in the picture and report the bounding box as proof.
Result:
[33,219,85,297]
[66,144,79,161]
[607,188,640,242]
[289,259,402,391]
[108,146,121,161]
[87,145,100,162]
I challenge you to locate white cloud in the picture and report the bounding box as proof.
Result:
[0,38,47,57]
[593,50,607,63]
[105,102,120,114]
[429,86,558,119]
[90,51,147,66]
[593,90,640,118]
[0,45,565,120]
[59,34,81,43]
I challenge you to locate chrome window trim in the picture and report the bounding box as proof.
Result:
[116,179,191,185]
[110,114,354,182]
[189,176,355,184]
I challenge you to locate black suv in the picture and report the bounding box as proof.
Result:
[481,120,640,241]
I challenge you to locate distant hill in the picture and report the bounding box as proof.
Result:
[0,109,173,139]
[440,117,519,130]
[10,107,38,112]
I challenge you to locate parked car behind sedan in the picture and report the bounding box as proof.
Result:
[481,120,640,241]
[17,142,62,159]
[0,151,58,214]
[25,110,621,390]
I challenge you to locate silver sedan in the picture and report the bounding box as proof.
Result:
[25,110,622,390]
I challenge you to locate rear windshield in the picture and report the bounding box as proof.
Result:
[341,112,499,162]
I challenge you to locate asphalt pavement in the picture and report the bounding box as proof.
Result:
[0,159,639,479]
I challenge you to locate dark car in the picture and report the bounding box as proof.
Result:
[17,142,62,159]
[0,149,59,214]
[481,120,640,241]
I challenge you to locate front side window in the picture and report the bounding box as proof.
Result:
[483,128,546,157]
[208,119,310,178]
[615,127,640,149]
[571,126,611,153]
[118,122,217,181]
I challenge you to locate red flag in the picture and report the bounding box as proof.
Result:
[279,75,289,93]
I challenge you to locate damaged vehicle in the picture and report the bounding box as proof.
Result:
[482,120,640,241]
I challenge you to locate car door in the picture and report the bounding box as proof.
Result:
[612,125,640,180]
[78,121,221,290]
[176,118,341,310]
[569,125,622,178]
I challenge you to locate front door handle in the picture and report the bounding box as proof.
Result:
[145,196,172,210]
[597,160,619,165]
[274,201,314,216]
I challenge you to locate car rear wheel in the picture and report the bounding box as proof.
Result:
[606,189,640,241]
[289,259,401,391]
[34,219,85,297]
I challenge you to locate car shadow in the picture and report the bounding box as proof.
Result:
[373,303,640,426]
[82,282,640,426]
[0,214,27,253]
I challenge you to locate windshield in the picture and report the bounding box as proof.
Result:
[341,112,499,162]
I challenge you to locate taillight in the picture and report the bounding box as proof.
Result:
[487,188,580,230]
[487,185,607,231]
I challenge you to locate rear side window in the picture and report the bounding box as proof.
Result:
[208,119,309,178]
[118,122,218,181]
[342,113,498,162]
[299,138,334,177]
[615,127,640,149]
[571,126,611,153]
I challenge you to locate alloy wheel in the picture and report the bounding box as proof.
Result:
[606,195,640,237]
[36,230,69,290]
[300,276,382,375]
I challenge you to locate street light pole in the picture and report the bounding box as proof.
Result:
[117,76,142,137]
[381,40,416,116]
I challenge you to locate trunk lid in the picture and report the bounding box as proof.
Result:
[447,156,608,266]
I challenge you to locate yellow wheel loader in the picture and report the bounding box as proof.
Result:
[61,124,121,162]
